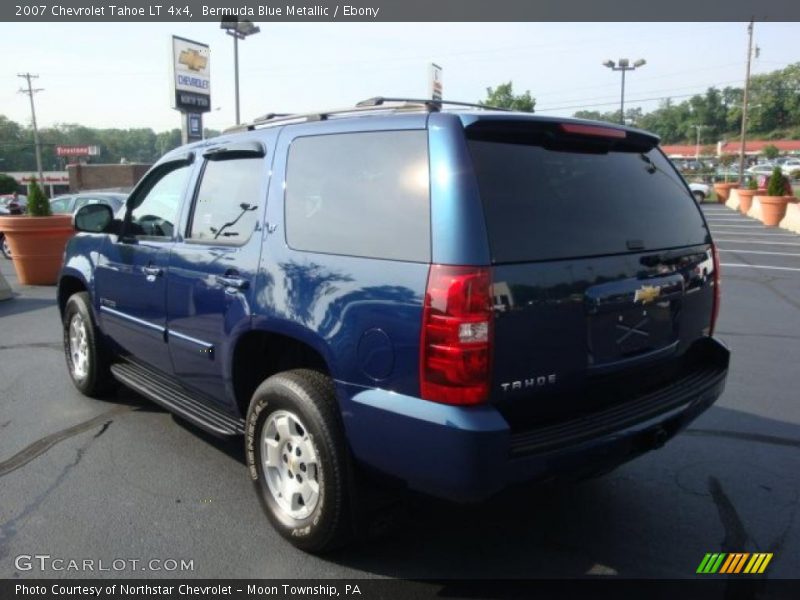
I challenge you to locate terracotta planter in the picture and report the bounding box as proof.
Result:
[713,182,739,203]
[0,215,74,285]
[736,188,765,214]
[755,195,791,227]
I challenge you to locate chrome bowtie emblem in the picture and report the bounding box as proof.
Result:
[634,285,661,304]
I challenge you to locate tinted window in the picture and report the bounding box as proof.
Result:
[468,140,708,263]
[188,158,263,244]
[129,164,191,239]
[285,131,430,262]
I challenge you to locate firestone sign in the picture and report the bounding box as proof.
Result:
[171,35,211,113]
[56,145,100,157]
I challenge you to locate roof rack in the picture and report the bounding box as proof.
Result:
[223,96,511,134]
[356,96,512,112]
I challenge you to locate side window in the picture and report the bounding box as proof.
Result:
[50,196,73,214]
[187,158,263,244]
[128,164,191,239]
[285,130,430,262]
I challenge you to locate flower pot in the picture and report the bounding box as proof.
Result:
[713,182,739,203]
[0,215,74,285]
[736,188,765,215]
[755,195,791,228]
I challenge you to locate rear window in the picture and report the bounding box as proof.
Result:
[285,130,430,262]
[468,138,709,263]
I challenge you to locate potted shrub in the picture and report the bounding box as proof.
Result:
[0,178,74,285]
[713,154,739,202]
[737,177,764,215]
[755,167,794,227]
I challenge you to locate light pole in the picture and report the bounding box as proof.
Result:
[602,58,646,125]
[694,125,708,161]
[738,20,754,185]
[17,72,44,185]
[221,18,260,125]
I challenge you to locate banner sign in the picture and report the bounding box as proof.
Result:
[429,63,442,101]
[56,145,100,157]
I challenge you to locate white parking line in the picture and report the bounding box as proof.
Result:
[721,263,800,272]
[719,249,800,257]
[708,224,765,228]
[715,239,800,246]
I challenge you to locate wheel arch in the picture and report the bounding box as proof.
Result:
[230,324,335,419]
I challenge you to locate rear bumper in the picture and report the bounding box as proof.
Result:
[338,337,729,502]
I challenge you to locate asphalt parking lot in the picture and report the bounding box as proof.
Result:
[1,203,799,580]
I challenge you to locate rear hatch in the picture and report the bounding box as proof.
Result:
[465,119,716,429]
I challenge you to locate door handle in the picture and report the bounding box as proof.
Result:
[142,265,163,282]
[216,275,249,291]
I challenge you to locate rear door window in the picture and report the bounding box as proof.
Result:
[467,136,709,263]
[284,130,430,262]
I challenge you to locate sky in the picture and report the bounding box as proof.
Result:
[0,21,797,133]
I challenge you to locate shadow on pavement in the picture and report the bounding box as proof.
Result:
[0,296,56,318]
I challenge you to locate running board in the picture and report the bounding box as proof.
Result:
[110,361,245,436]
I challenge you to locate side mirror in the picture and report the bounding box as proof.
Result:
[74,203,114,233]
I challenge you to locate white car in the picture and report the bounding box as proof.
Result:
[747,164,782,176]
[688,182,710,203]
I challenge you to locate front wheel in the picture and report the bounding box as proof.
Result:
[245,369,356,553]
[692,191,706,204]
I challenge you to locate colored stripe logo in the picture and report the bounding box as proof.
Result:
[696,553,773,574]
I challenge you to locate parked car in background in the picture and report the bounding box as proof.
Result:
[0,194,28,215]
[748,164,781,177]
[1,194,28,259]
[49,192,127,216]
[688,182,711,203]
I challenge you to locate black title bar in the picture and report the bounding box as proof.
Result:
[4,0,800,22]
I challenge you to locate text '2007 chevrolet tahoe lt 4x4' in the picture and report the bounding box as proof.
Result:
[59,97,729,552]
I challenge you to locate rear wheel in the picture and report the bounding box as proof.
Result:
[63,292,116,397]
[246,369,356,552]
[692,190,706,203]
[1,235,11,259]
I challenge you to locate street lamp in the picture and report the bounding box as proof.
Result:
[602,58,646,125]
[693,124,708,161]
[221,18,260,125]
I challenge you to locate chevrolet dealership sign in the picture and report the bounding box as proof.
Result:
[171,35,211,113]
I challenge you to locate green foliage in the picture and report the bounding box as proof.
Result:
[719,154,736,167]
[748,177,758,190]
[762,144,780,160]
[26,178,51,216]
[482,82,535,112]
[571,62,800,144]
[0,173,18,194]
[767,167,787,196]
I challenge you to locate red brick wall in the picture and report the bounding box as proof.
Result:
[67,163,151,192]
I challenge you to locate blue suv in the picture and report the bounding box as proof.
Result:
[59,98,729,552]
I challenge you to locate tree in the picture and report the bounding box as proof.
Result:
[482,82,535,112]
[26,178,51,215]
[0,173,18,194]
[762,144,780,160]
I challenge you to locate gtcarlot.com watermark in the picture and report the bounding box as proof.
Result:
[14,554,194,573]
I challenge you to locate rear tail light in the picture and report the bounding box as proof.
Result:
[420,265,493,405]
[710,243,721,335]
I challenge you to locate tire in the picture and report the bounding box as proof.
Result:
[245,369,356,553]
[63,291,116,397]
[692,191,705,203]
[1,235,10,259]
